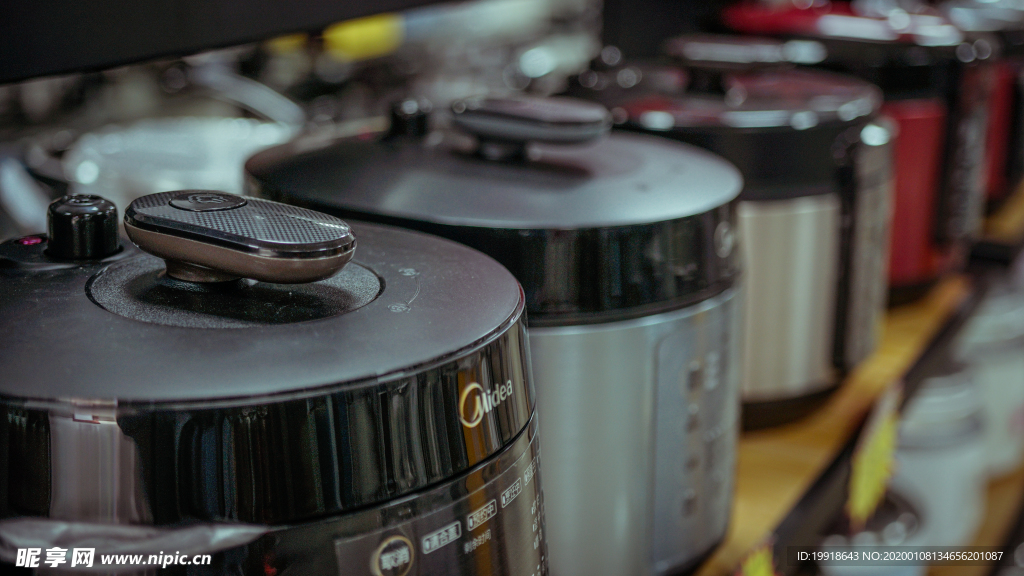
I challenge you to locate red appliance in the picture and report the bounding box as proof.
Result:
[724,1,985,302]
[939,0,1024,209]
[985,60,1016,203]
[881,98,954,289]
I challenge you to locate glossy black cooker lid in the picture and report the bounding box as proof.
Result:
[570,36,881,194]
[941,0,1024,58]
[941,0,1024,33]
[1,202,524,403]
[0,194,533,524]
[246,96,743,325]
[619,81,880,193]
[655,35,880,127]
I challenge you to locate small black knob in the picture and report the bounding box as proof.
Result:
[46,194,121,260]
[387,99,431,139]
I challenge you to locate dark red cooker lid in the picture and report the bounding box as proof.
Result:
[723,1,965,97]
[723,2,963,47]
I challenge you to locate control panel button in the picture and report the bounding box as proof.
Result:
[687,361,703,392]
[686,455,700,473]
[371,535,414,576]
[467,499,497,531]
[704,351,720,390]
[687,404,701,433]
[502,478,523,508]
[681,489,698,517]
[421,521,461,555]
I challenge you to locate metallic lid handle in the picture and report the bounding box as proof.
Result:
[451,96,611,160]
[663,35,826,95]
[664,34,826,70]
[124,190,356,284]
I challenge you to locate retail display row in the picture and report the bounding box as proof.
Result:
[696,185,1024,576]
[4,1,1024,575]
[975,184,1024,263]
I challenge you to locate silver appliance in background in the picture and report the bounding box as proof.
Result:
[0,50,309,241]
[0,192,545,575]
[56,116,296,211]
[251,0,600,123]
[569,35,892,427]
[0,0,603,237]
[245,95,744,576]
[892,364,988,548]
[17,56,304,213]
[955,257,1024,478]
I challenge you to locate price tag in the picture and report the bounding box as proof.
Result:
[847,383,902,531]
[736,541,778,576]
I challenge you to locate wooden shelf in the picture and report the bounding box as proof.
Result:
[986,184,1024,246]
[695,276,973,576]
[975,182,1024,263]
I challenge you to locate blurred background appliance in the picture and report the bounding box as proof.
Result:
[245,95,744,576]
[0,0,446,84]
[567,35,892,428]
[4,0,1024,573]
[722,1,993,304]
[891,363,988,547]
[956,257,1024,478]
[0,0,602,235]
[818,490,927,576]
[0,192,544,575]
[48,117,294,211]
[939,0,1024,212]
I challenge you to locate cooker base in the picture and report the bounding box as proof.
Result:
[742,384,840,430]
[889,278,942,307]
[985,190,1015,215]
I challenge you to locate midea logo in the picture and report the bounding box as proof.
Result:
[458,380,514,428]
[189,193,227,204]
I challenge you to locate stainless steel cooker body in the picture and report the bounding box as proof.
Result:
[244,96,745,576]
[735,118,893,399]
[529,288,740,576]
[736,193,840,402]
[731,118,893,420]
[841,120,894,368]
[596,45,889,426]
[0,199,545,576]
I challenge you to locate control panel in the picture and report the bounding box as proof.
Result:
[650,291,740,575]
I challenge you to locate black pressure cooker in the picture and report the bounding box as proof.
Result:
[0,191,545,576]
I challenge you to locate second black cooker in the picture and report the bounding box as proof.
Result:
[569,35,891,427]
[246,96,744,576]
